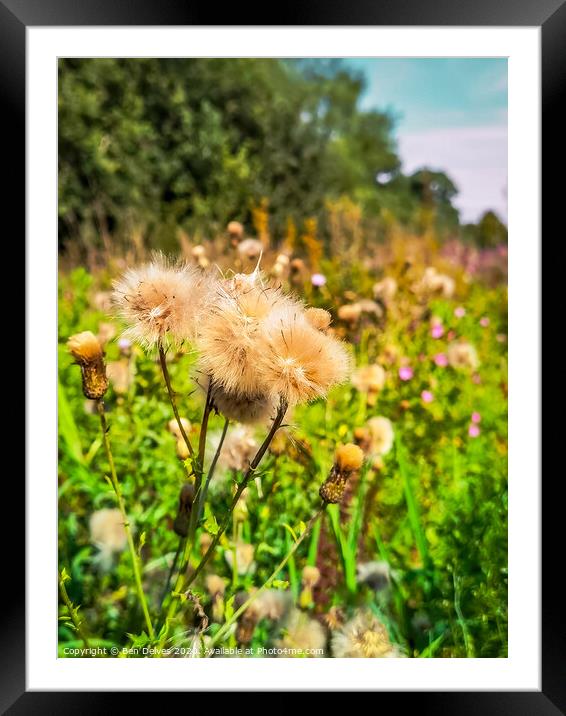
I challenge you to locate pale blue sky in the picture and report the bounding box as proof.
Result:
[345,58,508,223]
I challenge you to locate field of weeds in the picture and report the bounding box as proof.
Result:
[58,223,508,658]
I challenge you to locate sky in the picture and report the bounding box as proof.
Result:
[346,58,508,224]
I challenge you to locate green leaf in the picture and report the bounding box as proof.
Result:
[224,595,235,622]
[58,378,84,464]
[281,522,297,542]
[272,580,289,590]
[137,531,146,556]
[204,512,219,536]
[419,634,445,658]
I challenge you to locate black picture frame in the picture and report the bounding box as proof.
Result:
[8,0,557,710]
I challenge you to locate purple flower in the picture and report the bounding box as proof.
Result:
[118,338,131,350]
[311,273,327,287]
[480,316,490,327]
[434,353,448,367]
[399,366,413,381]
[468,424,481,438]
[431,324,444,339]
[471,411,481,424]
[421,390,434,404]
[454,306,466,318]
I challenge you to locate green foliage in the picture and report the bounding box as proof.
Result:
[58,248,507,658]
[59,58,466,252]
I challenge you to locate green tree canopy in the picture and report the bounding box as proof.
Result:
[58,58,478,251]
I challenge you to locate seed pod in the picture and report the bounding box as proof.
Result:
[68,331,109,400]
[319,443,364,505]
[81,361,109,400]
[176,438,190,461]
[319,466,348,504]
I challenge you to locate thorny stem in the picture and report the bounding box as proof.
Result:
[182,399,288,592]
[160,400,287,642]
[162,384,215,619]
[198,417,230,522]
[59,571,90,649]
[197,381,214,477]
[158,538,184,614]
[158,417,230,622]
[158,343,195,459]
[96,400,155,640]
[206,507,325,652]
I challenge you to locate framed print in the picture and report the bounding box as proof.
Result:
[6,0,558,709]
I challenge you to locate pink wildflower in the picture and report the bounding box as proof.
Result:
[398,366,413,381]
[311,273,327,287]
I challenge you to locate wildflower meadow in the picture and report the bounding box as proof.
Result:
[58,58,508,659]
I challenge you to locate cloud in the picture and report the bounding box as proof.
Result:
[397,125,508,223]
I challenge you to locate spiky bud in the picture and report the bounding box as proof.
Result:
[319,443,364,504]
[68,331,108,400]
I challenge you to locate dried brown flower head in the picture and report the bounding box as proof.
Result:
[89,508,127,569]
[167,417,191,439]
[68,331,108,399]
[301,565,321,589]
[224,542,256,576]
[205,574,227,599]
[112,254,214,349]
[305,307,332,332]
[259,305,350,406]
[351,364,386,394]
[373,276,398,303]
[366,416,394,456]
[447,341,479,370]
[227,221,244,240]
[331,610,402,658]
[276,609,327,656]
[218,425,258,472]
[319,443,364,504]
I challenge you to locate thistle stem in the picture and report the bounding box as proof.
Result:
[198,417,229,521]
[160,401,287,644]
[163,386,216,613]
[96,400,154,640]
[157,417,230,635]
[59,571,90,649]
[183,399,287,591]
[206,507,325,652]
[158,343,195,459]
[158,538,184,613]
[197,382,213,475]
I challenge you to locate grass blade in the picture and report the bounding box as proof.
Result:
[58,378,84,465]
[396,434,431,570]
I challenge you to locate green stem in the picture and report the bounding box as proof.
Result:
[158,343,195,459]
[158,538,184,613]
[96,400,154,640]
[231,515,238,589]
[59,571,90,649]
[163,384,216,616]
[183,399,288,592]
[206,507,325,652]
[198,417,229,521]
[161,400,287,641]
